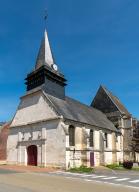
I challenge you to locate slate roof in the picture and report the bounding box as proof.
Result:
[102,86,131,117]
[35,30,55,70]
[35,37,46,69]
[35,30,63,76]
[46,94,118,132]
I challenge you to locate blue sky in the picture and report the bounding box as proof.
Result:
[0,0,139,121]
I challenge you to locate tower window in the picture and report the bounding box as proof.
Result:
[69,125,75,146]
[89,129,94,147]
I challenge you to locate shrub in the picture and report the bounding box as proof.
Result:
[123,161,133,169]
[106,163,120,169]
[69,165,94,173]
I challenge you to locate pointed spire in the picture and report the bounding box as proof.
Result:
[35,30,55,70]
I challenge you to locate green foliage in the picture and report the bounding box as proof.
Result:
[69,165,94,173]
[123,161,133,169]
[106,163,139,171]
[106,163,123,170]
[132,167,139,171]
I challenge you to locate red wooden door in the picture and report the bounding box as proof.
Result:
[27,145,37,166]
[90,152,94,167]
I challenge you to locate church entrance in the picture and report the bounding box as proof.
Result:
[27,145,37,166]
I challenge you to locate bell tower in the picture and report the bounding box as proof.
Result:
[25,30,67,99]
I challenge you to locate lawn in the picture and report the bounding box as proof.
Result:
[106,163,125,170]
[106,163,139,171]
[69,165,94,173]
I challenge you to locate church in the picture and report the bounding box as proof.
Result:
[92,85,137,162]
[7,29,122,169]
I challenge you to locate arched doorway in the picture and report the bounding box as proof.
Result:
[27,145,37,166]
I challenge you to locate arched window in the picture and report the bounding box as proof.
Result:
[90,129,94,147]
[69,125,75,146]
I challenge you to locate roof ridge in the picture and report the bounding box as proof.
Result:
[42,91,62,117]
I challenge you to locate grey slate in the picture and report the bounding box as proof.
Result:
[35,37,46,69]
[92,86,131,117]
[102,86,131,117]
[47,94,118,132]
[35,34,63,75]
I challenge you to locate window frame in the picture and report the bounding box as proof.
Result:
[89,129,94,147]
[104,133,108,148]
[69,125,75,146]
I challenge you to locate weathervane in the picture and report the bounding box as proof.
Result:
[44,9,48,29]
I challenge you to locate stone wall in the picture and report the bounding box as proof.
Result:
[45,120,66,168]
[7,120,66,168]
[11,91,57,127]
[64,121,121,168]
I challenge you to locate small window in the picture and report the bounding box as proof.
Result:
[115,133,118,142]
[90,129,94,147]
[104,133,108,148]
[69,125,75,146]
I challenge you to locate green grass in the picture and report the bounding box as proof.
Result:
[106,163,125,170]
[69,165,94,173]
[106,163,139,171]
[132,167,139,171]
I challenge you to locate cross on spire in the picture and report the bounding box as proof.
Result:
[44,9,48,29]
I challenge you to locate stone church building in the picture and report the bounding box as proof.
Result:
[92,85,136,162]
[7,30,122,169]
